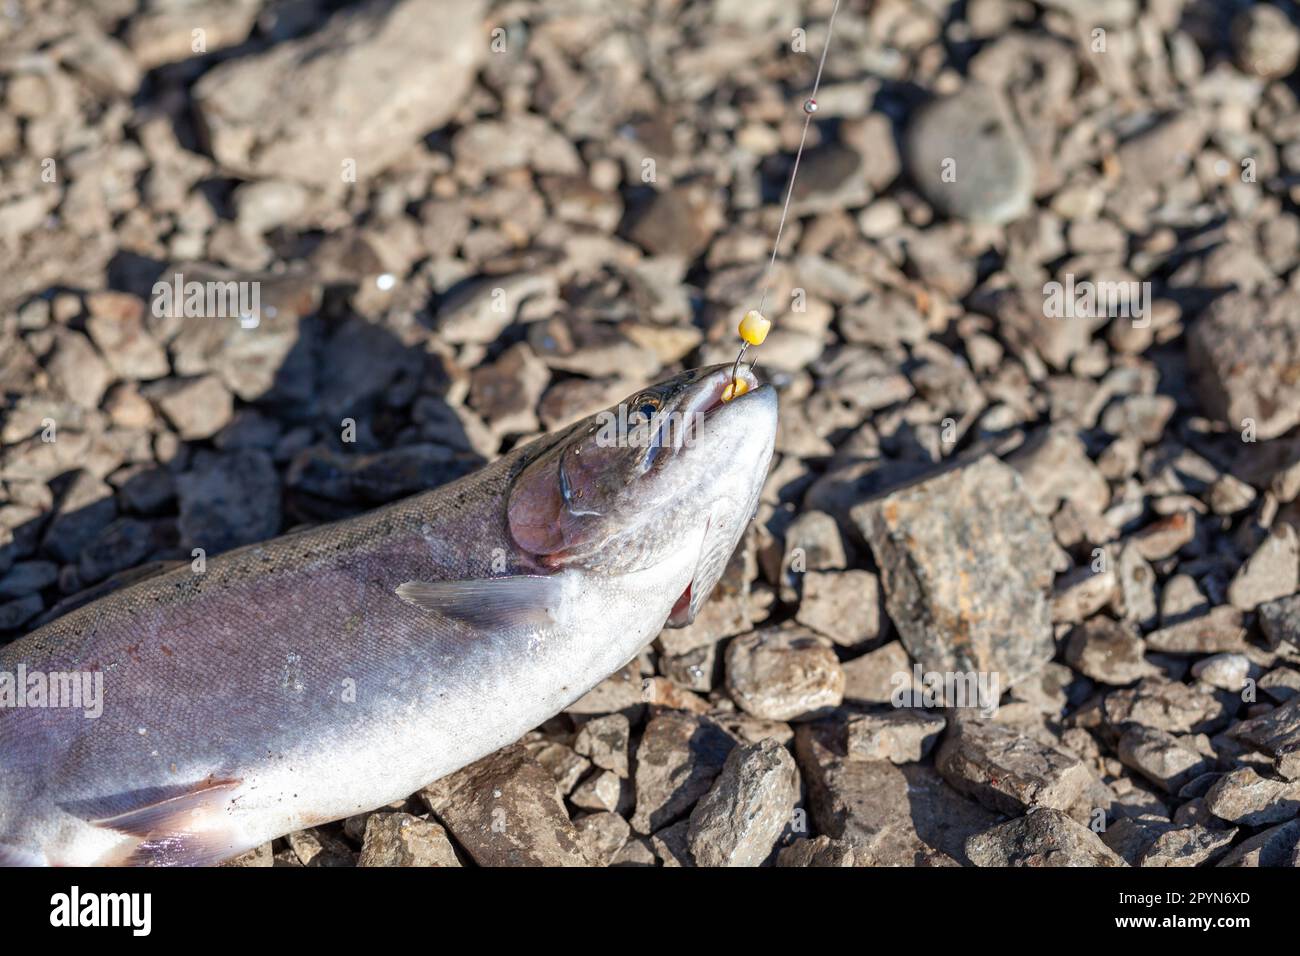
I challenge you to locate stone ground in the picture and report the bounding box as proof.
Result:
[2,0,1300,867]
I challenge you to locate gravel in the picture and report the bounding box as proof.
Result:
[4,0,1300,868]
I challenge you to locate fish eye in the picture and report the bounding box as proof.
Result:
[629,393,661,423]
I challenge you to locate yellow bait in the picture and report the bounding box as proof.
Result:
[738,310,770,346]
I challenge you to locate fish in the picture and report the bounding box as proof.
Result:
[0,363,776,866]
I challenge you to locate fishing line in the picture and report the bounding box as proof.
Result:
[725,0,844,400]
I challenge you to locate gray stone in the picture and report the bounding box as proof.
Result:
[573,812,630,867]
[1231,4,1300,79]
[1217,819,1300,867]
[1117,726,1211,793]
[1227,525,1299,612]
[144,374,233,441]
[193,0,485,188]
[421,744,590,866]
[724,624,844,721]
[358,812,460,867]
[966,808,1126,867]
[776,836,856,867]
[1229,699,1300,780]
[794,569,882,648]
[687,739,800,867]
[573,714,630,779]
[936,719,1094,814]
[846,710,946,764]
[1064,617,1157,685]
[852,456,1061,687]
[1260,594,1300,650]
[903,83,1034,224]
[1189,289,1300,442]
[630,712,737,835]
[177,450,281,554]
[1204,766,1300,826]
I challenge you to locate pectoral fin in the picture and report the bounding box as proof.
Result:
[395,574,566,630]
[61,777,241,837]
[60,777,243,867]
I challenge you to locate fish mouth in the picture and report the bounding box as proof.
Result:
[691,364,763,421]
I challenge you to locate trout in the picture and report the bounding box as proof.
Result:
[0,364,775,865]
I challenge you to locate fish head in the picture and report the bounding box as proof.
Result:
[507,363,777,623]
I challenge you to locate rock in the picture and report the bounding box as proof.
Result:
[649,820,693,867]
[143,374,234,440]
[609,836,656,867]
[42,472,117,564]
[527,317,662,381]
[1189,290,1300,441]
[1130,512,1196,562]
[436,273,560,346]
[0,594,43,631]
[1144,606,1248,655]
[233,180,309,235]
[794,569,882,647]
[569,770,628,815]
[573,812,631,866]
[1008,427,1110,516]
[1103,677,1231,736]
[789,142,873,214]
[1217,819,1300,867]
[1227,525,1299,612]
[78,518,155,584]
[420,744,590,866]
[126,0,260,68]
[452,114,582,177]
[1139,824,1238,868]
[85,293,170,380]
[467,343,549,437]
[852,455,1062,687]
[624,184,723,260]
[1064,617,1157,685]
[936,719,1093,814]
[176,450,281,554]
[1117,726,1211,793]
[1231,4,1300,79]
[966,808,1126,867]
[573,714,630,779]
[1203,767,1300,827]
[776,509,847,602]
[903,83,1034,224]
[358,812,460,867]
[776,836,856,867]
[193,0,485,188]
[0,561,58,599]
[45,330,111,410]
[1117,545,1159,629]
[1116,112,1205,189]
[1230,699,1300,780]
[1051,566,1117,624]
[524,740,590,796]
[286,828,355,866]
[287,444,479,506]
[687,739,800,867]
[1260,594,1300,650]
[797,731,995,865]
[841,640,913,705]
[846,710,945,764]
[630,712,737,834]
[724,624,844,721]
[1191,654,1251,693]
